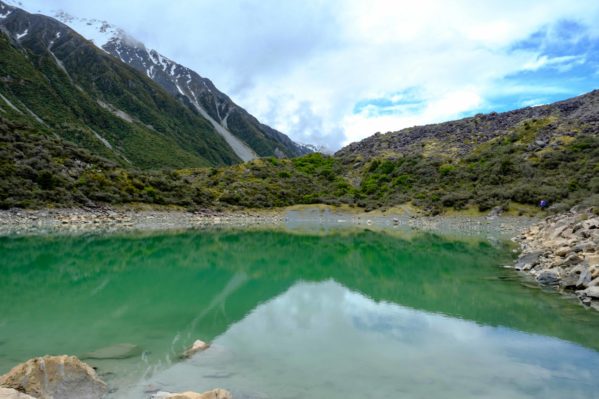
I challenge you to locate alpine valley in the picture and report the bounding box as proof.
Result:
[2,3,599,399]
[0,0,597,213]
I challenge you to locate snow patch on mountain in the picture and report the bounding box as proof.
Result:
[15,28,27,39]
[52,11,124,48]
[0,4,12,19]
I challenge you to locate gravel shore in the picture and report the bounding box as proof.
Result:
[0,206,535,238]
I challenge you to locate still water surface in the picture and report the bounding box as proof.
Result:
[1,228,598,398]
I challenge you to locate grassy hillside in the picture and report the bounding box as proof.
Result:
[2,112,597,213]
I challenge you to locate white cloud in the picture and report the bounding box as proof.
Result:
[12,0,599,150]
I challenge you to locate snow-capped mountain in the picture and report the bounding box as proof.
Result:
[5,1,311,160]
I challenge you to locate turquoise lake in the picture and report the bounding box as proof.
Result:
[1,228,599,398]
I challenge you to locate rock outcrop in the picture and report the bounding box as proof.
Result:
[0,356,107,399]
[514,208,599,309]
[153,389,232,399]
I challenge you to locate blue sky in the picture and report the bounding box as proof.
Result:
[12,0,599,150]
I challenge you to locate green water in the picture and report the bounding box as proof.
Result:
[1,229,599,398]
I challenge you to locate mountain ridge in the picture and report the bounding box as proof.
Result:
[337,90,599,161]
[0,0,244,168]
[47,7,311,160]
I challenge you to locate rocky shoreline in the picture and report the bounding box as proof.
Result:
[513,208,599,311]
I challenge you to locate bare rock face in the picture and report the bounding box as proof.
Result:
[0,355,107,399]
[0,387,37,399]
[153,389,232,399]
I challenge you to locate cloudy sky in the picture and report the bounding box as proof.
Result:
[13,0,599,150]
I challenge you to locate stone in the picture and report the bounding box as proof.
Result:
[549,224,569,240]
[555,247,571,257]
[559,273,579,289]
[573,242,596,253]
[583,286,599,299]
[588,277,599,287]
[586,254,599,267]
[514,251,543,271]
[536,269,560,286]
[182,340,210,358]
[0,387,37,399]
[0,355,107,399]
[562,253,583,266]
[582,218,599,230]
[82,343,142,360]
[153,389,232,399]
[576,267,593,288]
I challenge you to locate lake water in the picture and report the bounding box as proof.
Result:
[1,228,599,398]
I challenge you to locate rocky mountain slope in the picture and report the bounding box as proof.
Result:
[49,8,310,160]
[0,1,309,171]
[337,90,599,161]
[0,1,242,168]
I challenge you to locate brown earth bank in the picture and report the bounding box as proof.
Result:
[513,207,599,311]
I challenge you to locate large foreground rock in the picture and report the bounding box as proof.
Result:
[154,389,232,399]
[0,387,37,399]
[0,355,107,399]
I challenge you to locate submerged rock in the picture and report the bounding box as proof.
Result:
[0,355,107,399]
[536,269,560,286]
[181,340,210,359]
[82,343,143,360]
[153,389,232,399]
[0,387,37,399]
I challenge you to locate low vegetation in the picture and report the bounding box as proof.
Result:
[1,114,597,214]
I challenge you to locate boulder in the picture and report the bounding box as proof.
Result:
[181,340,210,359]
[0,355,107,399]
[555,247,571,257]
[562,253,583,266]
[153,389,232,399]
[536,269,560,286]
[582,218,599,231]
[559,273,579,289]
[573,242,596,253]
[576,267,593,288]
[515,251,543,271]
[583,286,599,299]
[586,255,599,267]
[0,387,37,399]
